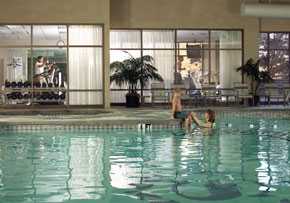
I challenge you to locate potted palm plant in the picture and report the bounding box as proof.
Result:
[110,53,163,107]
[237,58,273,105]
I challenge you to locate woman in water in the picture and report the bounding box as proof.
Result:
[190,109,215,129]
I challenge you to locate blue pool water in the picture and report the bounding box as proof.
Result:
[0,115,290,203]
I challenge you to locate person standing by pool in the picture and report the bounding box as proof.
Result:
[171,88,192,128]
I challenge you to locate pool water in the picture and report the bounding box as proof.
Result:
[0,116,290,203]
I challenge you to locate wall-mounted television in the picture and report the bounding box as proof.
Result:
[186,45,201,59]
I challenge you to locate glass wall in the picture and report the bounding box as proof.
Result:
[0,24,103,105]
[259,32,290,82]
[110,29,243,103]
[143,30,175,89]
[110,30,142,103]
[177,30,242,88]
[68,25,103,105]
[110,30,176,103]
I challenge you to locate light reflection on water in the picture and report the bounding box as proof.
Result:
[0,116,290,202]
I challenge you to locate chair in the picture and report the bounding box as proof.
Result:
[233,83,253,105]
[219,87,236,105]
[263,83,285,105]
[151,82,169,106]
[0,88,4,105]
[201,84,219,105]
[282,84,290,105]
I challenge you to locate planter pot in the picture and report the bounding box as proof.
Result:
[253,95,259,106]
[248,95,259,106]
[126,93,140,108]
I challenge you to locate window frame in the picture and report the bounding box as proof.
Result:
[110,28,244,86]
[0,23,105,106]
[259,31,290,82]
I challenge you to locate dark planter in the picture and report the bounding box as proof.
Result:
[253,95,259,106]
[126,93,140,108]
[248,95,259,106]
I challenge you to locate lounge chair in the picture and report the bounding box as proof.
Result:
[219,87,236,105]
[0,88,4,104]
[151,82,170,106]
[282,84,290,105]
[263,83,285,105]
[201,84,219,105]
[233,83,253,105]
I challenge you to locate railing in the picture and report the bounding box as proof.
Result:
[2,86,290,106]
[110,86,290,106]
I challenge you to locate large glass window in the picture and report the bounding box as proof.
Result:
[0,24,103,106]
[68,25,103,105]
[33,25,67,46]
[176,30,242,88]
[110,30,176,104]
[143,30,175,49]
[69,47,103,105]
[0,48,31,85]
[110,30,142,103]
[259,32,290,82]
[143,30,175,90]
[69,25,102,46]
[110,29,243,104]
[110,30,141,49]
[0,25,31,46]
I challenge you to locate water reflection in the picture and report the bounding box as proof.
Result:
[0,132,106,203]
[69,137,104,199]
[256,119,290,192]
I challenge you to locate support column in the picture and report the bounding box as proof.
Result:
[244,24,259,62]
[103,0,111,109]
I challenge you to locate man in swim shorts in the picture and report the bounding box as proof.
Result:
[172,88,191,128]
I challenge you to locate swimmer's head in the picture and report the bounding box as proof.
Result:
[205,109,215,123]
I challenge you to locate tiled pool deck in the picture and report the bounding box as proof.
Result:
[0,107,179,130]
[0,106,289,131]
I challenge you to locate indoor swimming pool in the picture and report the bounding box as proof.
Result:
[0,113,290,203]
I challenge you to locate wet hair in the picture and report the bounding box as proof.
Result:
[37,56,43,62]
[206,109,215,123]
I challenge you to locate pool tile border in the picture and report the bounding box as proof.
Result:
[0,110,289,132]
[0,122,181,132]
